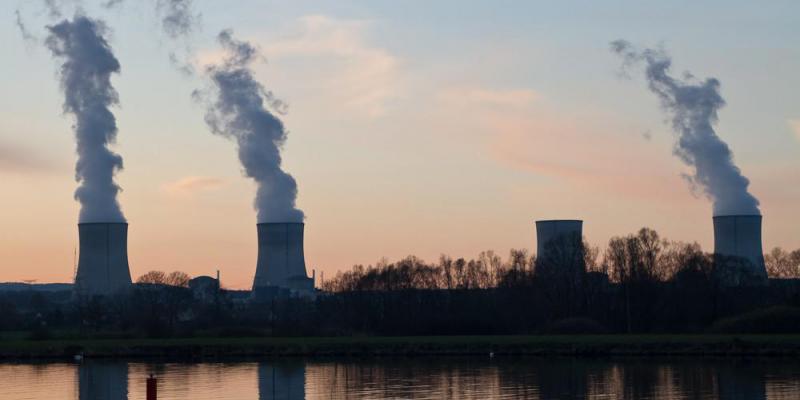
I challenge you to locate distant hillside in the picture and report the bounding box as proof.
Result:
[0,283,72,292]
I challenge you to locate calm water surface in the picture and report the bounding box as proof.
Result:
[1,358,799,399]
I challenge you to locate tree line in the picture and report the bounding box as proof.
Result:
[322,228,800,292]
[1,227,798,338]
[311,228,800,335]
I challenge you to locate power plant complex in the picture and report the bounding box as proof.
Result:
[70,215,771,296]
[72,221,316,297]
[534,216,769,285]
[52,13,773,297]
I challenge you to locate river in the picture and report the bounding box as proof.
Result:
[1,357,799,399]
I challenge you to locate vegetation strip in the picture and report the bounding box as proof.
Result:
[2,335,800,359]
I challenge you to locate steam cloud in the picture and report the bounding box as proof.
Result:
[46,15,126,223]
[155,0,199,74]
[100,0,198,36]
[611,40,760,216]
[198,30,304,223]
[156,0,197,39]
[43,0,62,19]
[98,0,198,74]
[15,10,36,42]
[101,0,125,9]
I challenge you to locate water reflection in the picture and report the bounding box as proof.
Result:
[78,362,128,400]
[717,365,766,400]
[259,362,305,400]
[0,358,798,399]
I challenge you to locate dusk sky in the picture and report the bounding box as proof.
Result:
[1,1,798,288]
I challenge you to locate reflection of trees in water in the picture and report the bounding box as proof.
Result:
[304,360,511,399]
[532,359,590,399]
[78,361,128,400]
[716,364,766,400]
[299,359,782,399]
[766,368,800,400]
[586,361,707,399]
[578,360,769,400]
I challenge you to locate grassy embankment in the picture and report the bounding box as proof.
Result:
[1,335,800,359]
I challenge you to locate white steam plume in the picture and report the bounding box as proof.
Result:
[46,15,126,223]
[611,40,760,216]
[196,30,303,223]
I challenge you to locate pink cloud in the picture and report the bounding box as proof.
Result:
[491,114,692,202]
[789,119,800,142]
[162,176,226,195]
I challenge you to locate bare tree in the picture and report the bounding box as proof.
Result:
[765,247,800,278]
[137,271,168,285]
[480,250,504,287]
[604,228,663,333]
[136,270,190,287]
[440,255,454,290]
[166,271,191,287]
[583,240,601,274]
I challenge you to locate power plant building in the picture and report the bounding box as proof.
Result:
[74,223,132,296]
[713,215,768,285]
[535,219,585,271]
[253,223,314,296]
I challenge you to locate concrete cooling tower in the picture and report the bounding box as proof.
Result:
[535,219,585,270]
[74,223,132,296]
[253,223,314,295]
[713,215,768,284]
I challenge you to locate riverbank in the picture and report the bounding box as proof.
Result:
[2,335,800,360]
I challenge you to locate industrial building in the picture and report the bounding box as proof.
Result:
[252,223,315,297]
[535,219,585,273]
[73,223,133,296]
[713,215,768,285]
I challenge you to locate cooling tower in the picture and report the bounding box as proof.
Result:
[535,219,584,269]
[74,223,132,296]
[713,215,768,283]
[253,223,313,293]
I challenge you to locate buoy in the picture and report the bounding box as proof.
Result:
[146,374,157,400]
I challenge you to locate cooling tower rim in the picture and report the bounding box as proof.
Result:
[78,222,128,226]
[257,222,304,226]
[535,219,583,223]
[712,214,762,220]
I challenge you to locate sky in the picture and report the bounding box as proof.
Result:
[1,0,798,288]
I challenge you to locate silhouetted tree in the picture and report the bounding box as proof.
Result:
[535,234,587,320]
[5,228,798,339]
[605,228,662,332]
